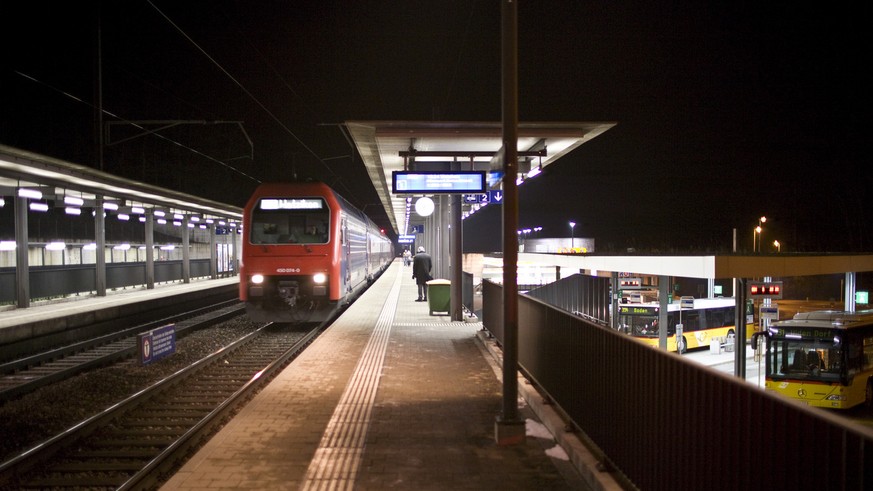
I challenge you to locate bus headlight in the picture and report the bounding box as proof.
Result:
[251,274,265,284]
[313,273,327,284]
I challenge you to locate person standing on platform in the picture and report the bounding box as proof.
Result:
[412,246,432,302]
[402,248,411,266]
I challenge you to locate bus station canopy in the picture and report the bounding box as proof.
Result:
[516,252,873,280]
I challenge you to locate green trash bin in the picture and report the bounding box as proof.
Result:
[426,279,451,315]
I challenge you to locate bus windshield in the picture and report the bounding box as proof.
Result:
[618,305,660,337]
[628,315,660,337]
[766,339,843,383]
[761,310,873,410]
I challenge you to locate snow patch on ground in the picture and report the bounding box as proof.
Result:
[525,418,553,440]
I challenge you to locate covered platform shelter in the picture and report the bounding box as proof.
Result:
[345,120,616,321]
[0,144,243,308]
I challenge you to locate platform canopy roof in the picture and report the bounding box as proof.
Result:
[345,120,616,235]
[0,144,242,221]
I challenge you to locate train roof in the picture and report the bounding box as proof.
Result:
[245,181,383,232]
[246,181,342,208]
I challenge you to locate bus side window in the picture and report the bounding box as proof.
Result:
[722,307,733,326]
[709,310,723,328]
[863,337,873,370]
[685,312,700,331]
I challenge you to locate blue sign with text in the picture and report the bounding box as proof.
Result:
[392,171,487,194]
[138,324,176,365]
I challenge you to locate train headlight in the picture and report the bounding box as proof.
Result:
[313,273,327,284]
[251,274,265,284]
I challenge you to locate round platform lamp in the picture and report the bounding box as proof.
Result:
[415,197,434,217]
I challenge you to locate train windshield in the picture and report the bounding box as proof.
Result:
[250,197,330,245]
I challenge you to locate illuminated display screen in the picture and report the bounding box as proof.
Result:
[392,171,487,194]
[772,328,834,340]
[619,278,642,288]
[619,306,659,315]
[748,281,783,298]
[259,198,324,210]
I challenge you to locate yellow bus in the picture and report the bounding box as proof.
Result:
[753,310,873,410]
[618,297,754,353]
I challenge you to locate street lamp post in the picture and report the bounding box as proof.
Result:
[569,221,576,250]
[757,216,766,252]
[754,226,761,252]
[518,228,531,250]
[773,240,781,252]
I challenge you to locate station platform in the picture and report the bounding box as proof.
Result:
[161,260,619,491]
[0,262,760,489]
[0,277,239,348]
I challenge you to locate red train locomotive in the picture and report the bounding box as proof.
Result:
[239,181,393,322]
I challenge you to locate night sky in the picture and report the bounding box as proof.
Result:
[2,1,870,252]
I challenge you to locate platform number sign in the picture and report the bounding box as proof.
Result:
[748,281,783,299]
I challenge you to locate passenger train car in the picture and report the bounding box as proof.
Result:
[240,181,393,322]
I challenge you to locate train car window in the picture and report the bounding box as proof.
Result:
[251,197,330,244]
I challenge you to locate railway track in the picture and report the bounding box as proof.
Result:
[0,321,323,490]
[0,300,243,403]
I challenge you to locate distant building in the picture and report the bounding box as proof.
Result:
[520,237,595,254]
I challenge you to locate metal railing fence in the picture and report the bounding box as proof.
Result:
[0,260,215,304]
[482,279,873,490]
[524,273,610,325]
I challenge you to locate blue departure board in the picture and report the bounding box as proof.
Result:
[392,171,487,194]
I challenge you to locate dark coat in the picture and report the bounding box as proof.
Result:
[412,252,432,285]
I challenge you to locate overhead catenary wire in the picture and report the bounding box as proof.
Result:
[13,71,261,184]
[145,1,347,190]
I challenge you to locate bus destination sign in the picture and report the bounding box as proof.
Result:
[773,327,832,340]
[619,305,659,315]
